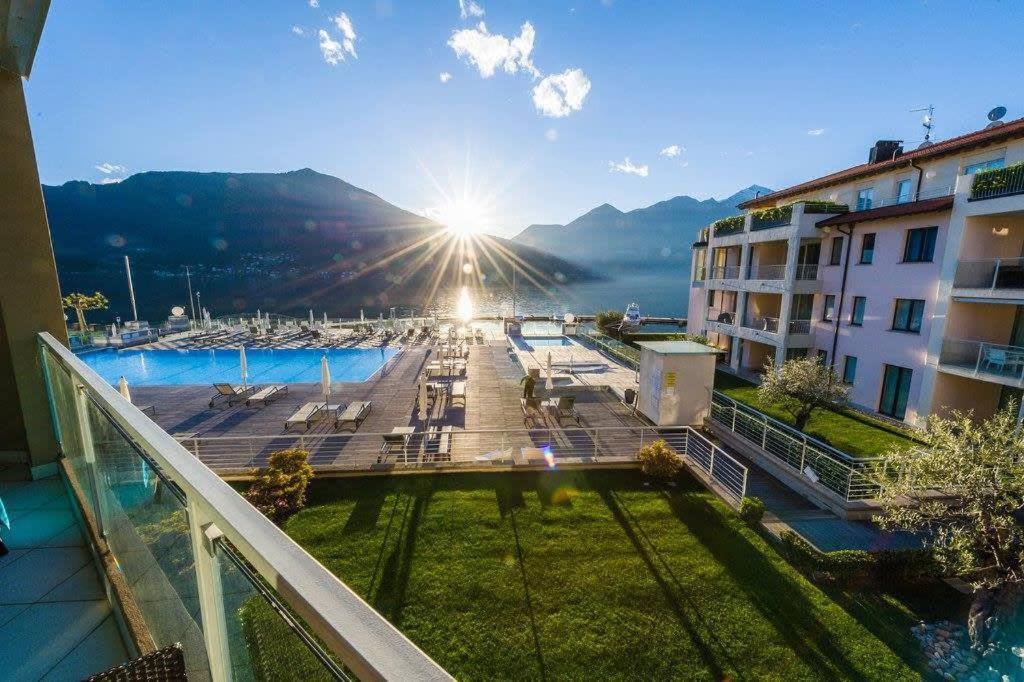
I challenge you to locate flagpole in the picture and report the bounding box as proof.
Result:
[124,255,138,321]
[184,265,196,322]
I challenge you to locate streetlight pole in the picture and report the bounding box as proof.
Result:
[185,265,196,322]
[124,255,138,322]
[196,291,202,328]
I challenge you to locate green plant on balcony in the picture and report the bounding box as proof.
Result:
[712,215,745,235]
[751,204,794,226]
[801,200,849,214]
[971,161,1024,197]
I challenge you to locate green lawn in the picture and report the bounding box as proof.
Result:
[277,469,955,680]
[714,371,920,458]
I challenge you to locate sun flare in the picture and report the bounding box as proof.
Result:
[436,198,489,237]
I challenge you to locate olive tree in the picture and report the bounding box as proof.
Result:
[61,291,109,331]
[594,310,624,338]
[874,404,1024,651]
[757,356,848,431]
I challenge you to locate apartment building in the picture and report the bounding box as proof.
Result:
[689,117,1024,426]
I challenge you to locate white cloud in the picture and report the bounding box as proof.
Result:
[99,177,124,185]
[807,128,825,136]
[608,157,648,177]
[458,0,485,19]
[292,26,305,36]
[332,13,357,58]
[448,21,538,78]
[659,144,682,158]
[681,161,689,168]
[439,71,453,83]
[318,30,345,65]
[95,163,126,174]
[309,0,319,7]
[545,128,558,142]
[532,68,590,117]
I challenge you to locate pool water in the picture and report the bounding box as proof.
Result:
[78,347,400,386]
[514,336,580,351]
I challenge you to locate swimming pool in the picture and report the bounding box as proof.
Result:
[513,336,580,351]
[78,347,401,386]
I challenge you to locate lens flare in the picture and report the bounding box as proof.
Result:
[456,286,474,322]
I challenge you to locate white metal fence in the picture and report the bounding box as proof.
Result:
[178,426,749,501]
[709,392,880,501]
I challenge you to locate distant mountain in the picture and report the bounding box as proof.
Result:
[44,169,597,321]
[513,185,771,270]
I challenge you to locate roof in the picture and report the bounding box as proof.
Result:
[636,340,723,355]
[0,0,52,78]
[815,195,955,227]
[739,117,1024,209]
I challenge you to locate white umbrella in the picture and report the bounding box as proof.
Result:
[309,309,314,325]
[546,352,554,390]
[418,376,429,423]
[320,355,331,412]
[323,312,328,325]
[118,376,132,402]
[256,308,261,322]
[360,309,365,322]
[239,346,248,387]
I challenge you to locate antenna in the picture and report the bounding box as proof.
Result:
[911,105,934,146]
[986,106,1007,128]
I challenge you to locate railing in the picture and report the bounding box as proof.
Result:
[712,217,745,237]
[742,316,780,334]
[794,263,819,281]
[38,332,452,682]
[750,205,793,231]
[708,265,741,280]
[970,163,1024,201]
[176,427,748,499]
[788,319,811,335]
[953,257,1024,291]
[578,330,640,370]
[852,185,955,212]
[938,338,1024,384]
[706,308,736,325]
[694,266,707,281]
[709,392,880,501]
[746,264,786,280]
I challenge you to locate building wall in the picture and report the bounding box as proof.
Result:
[930,372,1001,420]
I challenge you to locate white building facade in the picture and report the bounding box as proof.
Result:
[689,118,1024,425]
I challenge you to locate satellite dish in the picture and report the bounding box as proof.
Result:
[171,306,185,316]
[988,106,1007,122]
[564,313,576,324]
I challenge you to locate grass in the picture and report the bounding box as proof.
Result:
[268,469,958,680]
[714,370,920,459]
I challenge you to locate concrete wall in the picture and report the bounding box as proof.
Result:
[930,372,1001,420]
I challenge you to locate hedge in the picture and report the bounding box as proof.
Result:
[778,530,938,587]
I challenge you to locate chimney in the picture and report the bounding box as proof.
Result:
[868,140,903,164]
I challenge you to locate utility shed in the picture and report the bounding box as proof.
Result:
[636,341,722,426]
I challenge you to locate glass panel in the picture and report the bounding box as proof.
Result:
[216,544,341,681]
[83,398,211,680]
[896,180,912,203]
[851,297,866,325]
[893,300,911,330]
[909,301,924,332]
[823,295,835,321]
[894,368,912,419]
[830,237,843,264]
[843,356,857,384]
[879,365,899,416]
[860,234,875,264]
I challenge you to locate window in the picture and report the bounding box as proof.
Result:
[785,348,809,361]
[829,236,844,265]
[816,349,828,364]
[859,233,875,264]
[879,364,913,420]
[842,356,857,384]
[850,296,866,326]
[892,298,925,333]
[963,158,1005,175]
[822,294,836,321]
[856,188,874,210]
[896,179,912,204]
[903,226,938,263]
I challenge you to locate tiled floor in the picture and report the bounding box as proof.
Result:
[0,476,130,680]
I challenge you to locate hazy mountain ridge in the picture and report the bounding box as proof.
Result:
[44,169,597,321]
[513,185,772,268]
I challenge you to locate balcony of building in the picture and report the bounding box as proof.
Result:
[969,162,1024,202]
[707,245,743,283]
[704,290,739,336]
[937,300,1024,388]
[952,213,1024,302]
[738,292,782,344]
[931,369,1022,423]
[746,241,787,282]
[736,338,776,374]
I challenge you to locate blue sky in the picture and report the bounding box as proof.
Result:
[26,0,1024,237]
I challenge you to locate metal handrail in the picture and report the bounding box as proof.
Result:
[709,265,741,280]
[788,319,811,335]
[742,316,780,334]
[953,257,1024,290]
[706,307,736,325]
[38,332,452,681]
[794,264,819,281]
[970,164,1024,201]
[746,264,786,280]
[853,185,954,212]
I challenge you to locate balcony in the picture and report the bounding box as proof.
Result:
[706,307,737,325]
[952,257,1024,298]
[36,333,450,681]
[794,264,818,280]
[747,263,786,280]
[937,338,1024,387]
[742,315,780,334]
[970,163,1024,201]
[750,205,793,231]
[708,264,741,280]
[711,215,745,237]
[788,319,812,335]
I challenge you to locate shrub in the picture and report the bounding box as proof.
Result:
[824,550,876,587]
[779,530,820,571]
[801,200,849,214]
[245,448,315,524]
[738,496,765,526]
[751,204,793,226]
[779,530,939,587]
[637,439,681,480]
[712,214,745,235]
[595,310,625,337]
[971,161,1024,196]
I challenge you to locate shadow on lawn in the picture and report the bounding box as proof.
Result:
[664,491,865,679]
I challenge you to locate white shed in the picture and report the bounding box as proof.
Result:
[636,340,722,426]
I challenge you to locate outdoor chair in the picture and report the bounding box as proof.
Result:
[379,432,407,461]
[555,396,581,426]
[450,381,466,408]
[285,402,325,431]
[982,348,1010,374]
[246,385,288,406]
[209,383,256,408]
[335,401,372,431]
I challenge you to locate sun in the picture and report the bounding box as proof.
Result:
[436,198,489,237]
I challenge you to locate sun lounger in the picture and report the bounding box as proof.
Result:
[554,396,581,425]
[284,402,325,431]
[246,385,288,406]
[209,383,256,408]
[378,430,411,462]
[335,401,371,431]
[474,449,512,464]
[450,381,466,407]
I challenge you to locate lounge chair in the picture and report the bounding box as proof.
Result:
[284,402,325,431]
[554,396,581,425]
[378,432,408,461]
[209,383,256,408]
[424,425,453,462]
[450,381,466,407]
[246,385,288,406]
[474,449,512,464]
[335,401,371,431]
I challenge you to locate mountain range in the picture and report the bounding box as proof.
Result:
[512,185,772,269]
[44,169,596,322]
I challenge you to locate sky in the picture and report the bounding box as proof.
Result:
[26,0,1024,238]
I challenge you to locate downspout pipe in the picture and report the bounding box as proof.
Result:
[829,224,855,372]
[910,159,925,198]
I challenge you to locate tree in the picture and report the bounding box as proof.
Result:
[244,449,315,524]
[757,356,848,431]
[874,404,1024,652]
[594,310,624,338]
[637,439,681,479]
[62,291,109,331]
